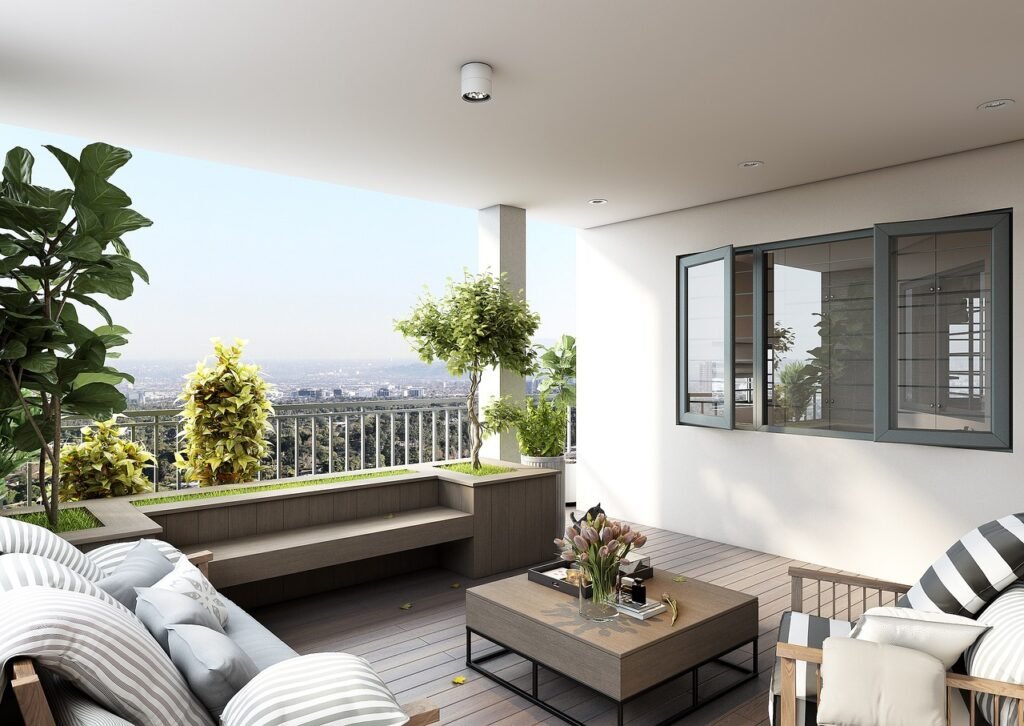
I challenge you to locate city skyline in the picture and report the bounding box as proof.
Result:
[0,123,576,361]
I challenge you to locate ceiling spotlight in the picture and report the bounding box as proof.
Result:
[977,98,1015,111]
[737,160,764,168]
[588,198,608,205]
[461,62,492,103]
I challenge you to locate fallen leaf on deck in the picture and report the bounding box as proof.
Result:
[385,513,395,519]
[399,602,413,610]
[450,583,461,589]
[452,676,466,686]
[673,576,687,583]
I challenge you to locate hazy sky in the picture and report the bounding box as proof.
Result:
[0,123,576,361]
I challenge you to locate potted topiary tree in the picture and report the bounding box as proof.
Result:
[0,143,150,528]
[395,271,539,472]
[175,339,274,486]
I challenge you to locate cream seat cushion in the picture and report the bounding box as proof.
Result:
[817,637,945,726]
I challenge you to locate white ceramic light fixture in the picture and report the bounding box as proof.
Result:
[461,62,492,103]
[977,99,1015,111]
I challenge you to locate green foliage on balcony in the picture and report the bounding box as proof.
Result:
[60,417,154,500]
[3,507,101,533]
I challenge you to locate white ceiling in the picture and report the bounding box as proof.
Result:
[1,1,1023,229]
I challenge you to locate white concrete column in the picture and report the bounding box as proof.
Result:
[479,204,526,463]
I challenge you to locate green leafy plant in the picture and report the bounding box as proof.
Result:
[536,334,576,408]
[395,271,539,469]
[483,395,567,458]
[0,143,150,527]
[775,361,816,423]
[175,339,274,486]
[59,417,153,500]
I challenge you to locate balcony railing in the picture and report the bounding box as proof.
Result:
[7,397,577,497]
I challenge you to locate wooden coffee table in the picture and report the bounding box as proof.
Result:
[465,571,758,725]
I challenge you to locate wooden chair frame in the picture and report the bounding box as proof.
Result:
[778,566,1024,726]
[7,550,439,726]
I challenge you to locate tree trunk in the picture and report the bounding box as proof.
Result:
[47,396,61,528]
[467,372,482,469]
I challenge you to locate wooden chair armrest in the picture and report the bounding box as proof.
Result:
[401,698,440,725]
[788,566,910,614]
[10,658,55,726]
[186,549,214,578]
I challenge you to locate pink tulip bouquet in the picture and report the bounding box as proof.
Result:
[554,513,647,619]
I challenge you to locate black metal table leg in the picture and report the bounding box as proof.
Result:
[532,662,538,698]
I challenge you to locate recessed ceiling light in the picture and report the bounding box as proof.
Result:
[977,98,1015,111]
[461,62,492,103]
[588,198,607,205]
[737,160,764,168]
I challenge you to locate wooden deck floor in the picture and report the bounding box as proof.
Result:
[253,512,850,725]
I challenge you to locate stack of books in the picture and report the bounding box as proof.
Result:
[616,597,667,620]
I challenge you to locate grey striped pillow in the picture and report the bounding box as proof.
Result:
[964,582,1024,726]
[900,514,1024,616]
[0,586,214,726]
[220,652,409,726]
[86,539,182,576]
[39,669,134,726]
[0,553,134,617]
[0,516,103,580]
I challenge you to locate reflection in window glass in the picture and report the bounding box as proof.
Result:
[734,252,754,429]
[766,237,873,433]
[686,259,726,418]
[895,230,992,432]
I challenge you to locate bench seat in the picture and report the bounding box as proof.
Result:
[199,506,474,587]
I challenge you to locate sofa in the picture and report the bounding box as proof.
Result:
[0,517,439,726]
[771,513,1024,726]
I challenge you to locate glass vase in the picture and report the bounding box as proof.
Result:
[577,563,619,621]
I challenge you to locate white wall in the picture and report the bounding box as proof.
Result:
[576,141,1024,583]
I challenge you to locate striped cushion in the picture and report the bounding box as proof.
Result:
[900,514,1024,617]
[0,516,102,580]
[964,582,1024,726]
[39,669,134,726]
[770,611,853,726]
[0,553,134,618]
[0,586,213,726]
[86,539,182,576]
[221,652,409,726]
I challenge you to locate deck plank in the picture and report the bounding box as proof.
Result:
[253,511,832,725]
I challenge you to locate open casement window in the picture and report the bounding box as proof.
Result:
[874,212,1011,449]
[678,246,734,428]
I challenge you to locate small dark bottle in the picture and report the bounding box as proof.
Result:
[631,578,646,605]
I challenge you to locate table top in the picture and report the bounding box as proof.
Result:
[466,570,757,659]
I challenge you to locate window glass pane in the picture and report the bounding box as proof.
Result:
[766,237,873,432]
[734,252,754,429]
[894,229,992,432]
[686,259,726,417]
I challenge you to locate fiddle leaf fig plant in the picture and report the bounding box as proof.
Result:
[59,417,154,500]
[0,143,150,527]
[536,334,576,409]
[175,339,274,486]
[395,271,539,469]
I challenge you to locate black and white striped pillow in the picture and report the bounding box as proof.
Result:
[964,582,1024,726]
[770,611,853,726]
[900,514,1024,617]
[86,539,182,576]
[220,652,409,726]
[0,553,134,617]
[0,586,213,726]
[0,516,103,580]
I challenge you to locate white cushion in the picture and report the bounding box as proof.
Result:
[150,555,229,626]
[221,652,409,726]
[818,637,946,726]
[850,606,990,669]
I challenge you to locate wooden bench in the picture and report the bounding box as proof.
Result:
[7,550,440,726]
[200,506,474,588]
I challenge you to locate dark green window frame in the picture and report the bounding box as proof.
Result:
[677,245,734,428]
[676,210,1012,451]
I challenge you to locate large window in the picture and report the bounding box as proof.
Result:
[676,211,1011,450]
